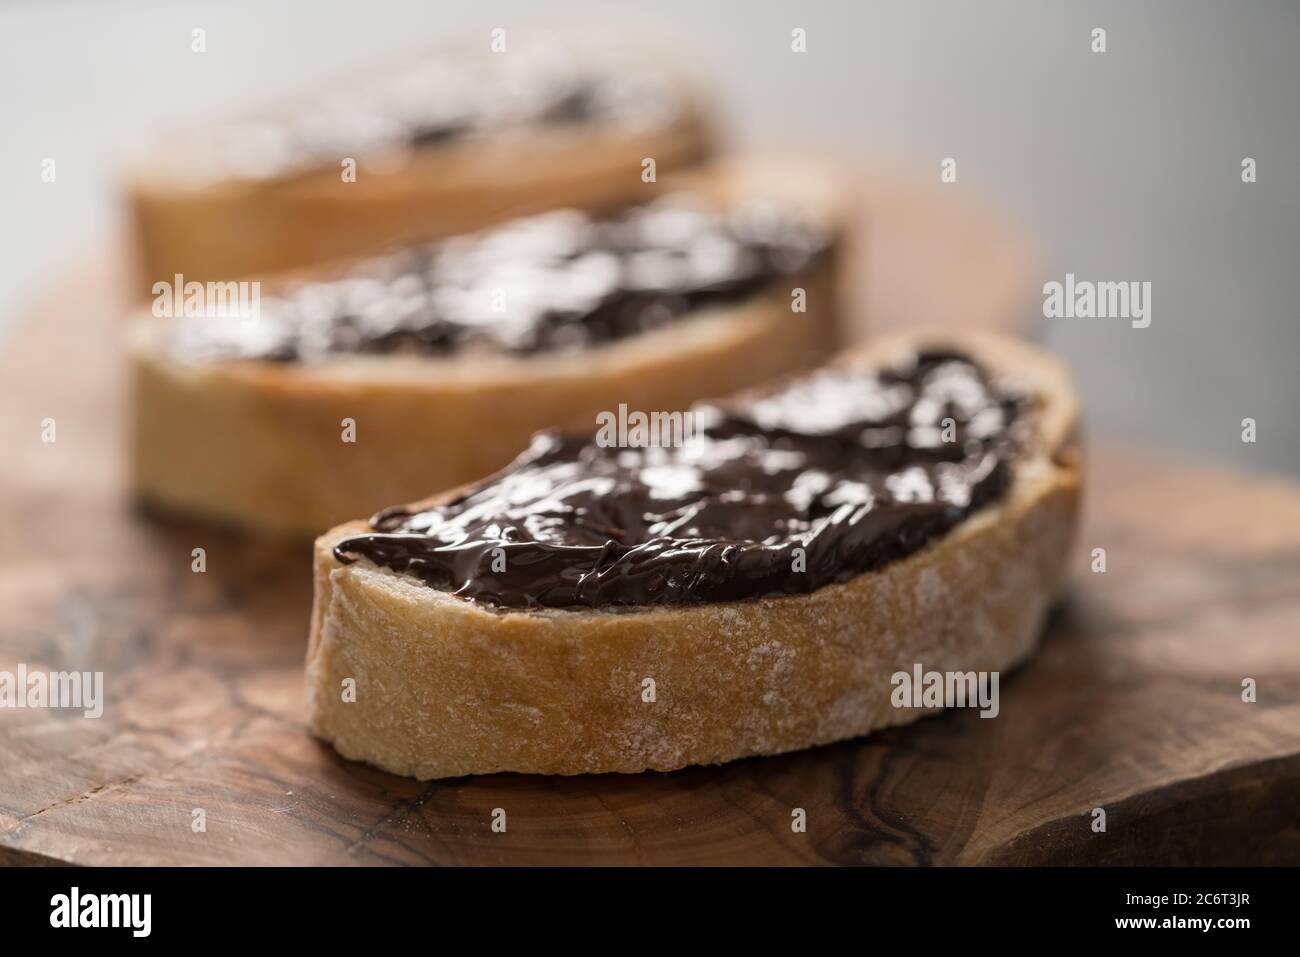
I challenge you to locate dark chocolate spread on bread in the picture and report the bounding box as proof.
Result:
[334,351,1030,609]
[165,196,828,362]
[174,42,689,182]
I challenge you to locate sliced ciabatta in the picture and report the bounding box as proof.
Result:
[129,160,844,535]
[306,330,1081,779]
[124,31,712,289]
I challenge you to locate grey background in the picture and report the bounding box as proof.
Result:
[2,0,1296,472]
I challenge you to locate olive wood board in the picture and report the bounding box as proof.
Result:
[1,173,1296,865]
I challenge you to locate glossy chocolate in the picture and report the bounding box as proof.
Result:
[164,196,829,363]
[334,351,1030,609]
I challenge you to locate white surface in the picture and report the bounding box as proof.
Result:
[2,0,1297,472]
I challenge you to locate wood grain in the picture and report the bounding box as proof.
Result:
[0,182,1296,866]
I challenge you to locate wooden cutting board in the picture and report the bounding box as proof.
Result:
[1,175,1297,866]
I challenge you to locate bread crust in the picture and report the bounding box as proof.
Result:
[128,161,846,536]
[305,330,1082,779]
[126,73,712,290]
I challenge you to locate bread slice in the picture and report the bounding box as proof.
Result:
[128,161,845,536]
[305,330,1081,779]
[124,35,712,291]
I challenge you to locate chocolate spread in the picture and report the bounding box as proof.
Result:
[174,43,689,183]
[165,196,829,362]
[334,351,1029,609]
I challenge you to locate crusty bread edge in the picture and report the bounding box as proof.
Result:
[128,257,841,537]
[305,329,1083,778]
[127,159,849,535]
[124,68,715,289]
